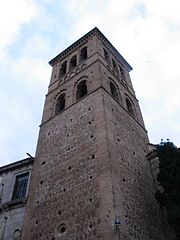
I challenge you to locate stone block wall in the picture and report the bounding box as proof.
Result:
[103,91,165,240]
[22,28,167,240]
[22,90,117,240]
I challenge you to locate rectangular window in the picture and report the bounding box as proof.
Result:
[12,172,29,200]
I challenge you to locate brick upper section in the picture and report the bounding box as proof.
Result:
[49,27,132,71]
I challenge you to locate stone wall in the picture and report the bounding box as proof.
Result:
[22,29,166,240]
[103,91,165,239]
[22,89,116,240]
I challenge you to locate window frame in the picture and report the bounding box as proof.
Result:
[125,97,135,116]
[55,93,66,114]
[109,81,119,101]
[59,60,67,77]
[79,46,87,62]
[69,55,77,71]
[76,80,88,100]
[11,172,30,201]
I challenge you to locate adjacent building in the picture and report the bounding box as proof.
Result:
[0,158,34,240]
[1,27,172,240]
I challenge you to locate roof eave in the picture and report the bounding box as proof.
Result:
[49,27,133,72]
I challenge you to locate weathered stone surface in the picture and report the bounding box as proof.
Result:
[22,28,166,240]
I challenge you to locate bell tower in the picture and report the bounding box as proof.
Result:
[22,28,165,240]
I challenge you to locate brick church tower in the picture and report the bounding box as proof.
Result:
[22,28,165,240]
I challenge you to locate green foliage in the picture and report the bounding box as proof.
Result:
[155,141,180,239]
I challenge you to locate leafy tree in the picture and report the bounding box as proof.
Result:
[155,141,180,239]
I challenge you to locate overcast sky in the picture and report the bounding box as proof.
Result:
[0,0,180,166]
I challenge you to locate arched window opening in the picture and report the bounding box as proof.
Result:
[55,94,65,114]
[69,55,77,70]
[103,48,109,62]
[112,59,118,73]
[126,98,134,116]
[59,61,67,77]
[80,47,87,62]
[110,82,118,100]
[119,65,124,76]
[76,80,87,100]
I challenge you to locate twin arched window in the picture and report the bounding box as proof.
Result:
[59,47,88,77]
[55,82,134,118]
[103,48,126,80]
[54,80,88,115]
[109,81,135,117]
